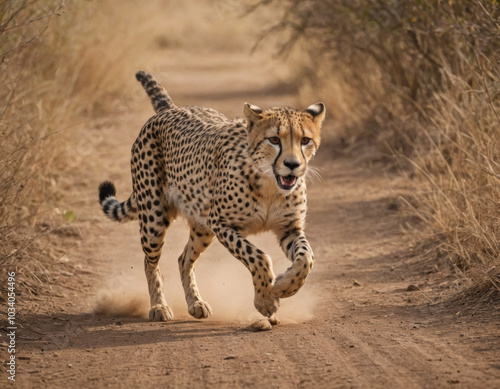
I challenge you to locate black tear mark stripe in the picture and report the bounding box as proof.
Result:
[272,138,282,175]
[300,127,306,161]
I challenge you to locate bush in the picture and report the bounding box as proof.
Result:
[1,0,65,306]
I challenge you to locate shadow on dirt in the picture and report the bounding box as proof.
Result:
[20,313,245,352]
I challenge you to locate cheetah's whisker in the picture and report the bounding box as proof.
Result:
[306,166,323,184]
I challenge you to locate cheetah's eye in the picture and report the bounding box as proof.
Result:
[301,137,311,145]
[268,137,280,145]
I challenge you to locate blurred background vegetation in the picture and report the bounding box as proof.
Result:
[1,0,499,306]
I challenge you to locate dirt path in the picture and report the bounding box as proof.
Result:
[13,50,500,388]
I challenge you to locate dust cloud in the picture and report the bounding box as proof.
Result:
[93,219,318,324]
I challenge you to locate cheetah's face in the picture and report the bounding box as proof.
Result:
[244,102,326,194]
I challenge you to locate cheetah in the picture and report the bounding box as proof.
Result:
[98,71,325,324]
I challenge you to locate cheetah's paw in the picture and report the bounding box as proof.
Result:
[254,292,280,318]
[188,301,213,319]
[250,319,272,331]
[149,304,174,321]
[249,316,280,331]
[273,273,303,298]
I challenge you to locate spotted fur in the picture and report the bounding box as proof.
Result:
[135,70,175,113]
[99,71,326,322]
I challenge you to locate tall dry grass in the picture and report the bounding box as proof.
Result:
[1,0,66,307]
[254,0,500,295]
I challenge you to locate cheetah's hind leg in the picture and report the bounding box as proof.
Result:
[178,222,216,319]
[141,203,178,322]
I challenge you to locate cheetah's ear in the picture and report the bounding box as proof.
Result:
[244,103,263,130]
[306,102,326,124]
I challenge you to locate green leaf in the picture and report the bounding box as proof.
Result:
[63,210,77,222]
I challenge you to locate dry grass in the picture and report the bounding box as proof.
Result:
[406,83,500,292]
[254,0,500,296]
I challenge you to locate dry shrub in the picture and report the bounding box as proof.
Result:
[1,0,66,308]
[253,0,500,294]
[408,78,500,292]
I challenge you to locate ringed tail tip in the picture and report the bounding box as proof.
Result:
[99,181,116,204]
[135,70,148,83]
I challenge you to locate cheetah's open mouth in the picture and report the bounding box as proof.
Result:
[277,175,297,190]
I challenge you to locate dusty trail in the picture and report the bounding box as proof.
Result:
[14,50,500,388]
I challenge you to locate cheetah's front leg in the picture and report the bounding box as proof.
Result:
[211,225,279,317]
[274,231,314,298]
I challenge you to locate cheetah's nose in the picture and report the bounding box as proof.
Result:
[284,159,301,171]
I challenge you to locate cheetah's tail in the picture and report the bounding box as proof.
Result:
[98,181,138,223]
[135,70,176,113]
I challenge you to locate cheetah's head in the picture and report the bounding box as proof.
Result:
[244,102,326,195]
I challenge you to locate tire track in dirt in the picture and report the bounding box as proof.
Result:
[13,50,500,388]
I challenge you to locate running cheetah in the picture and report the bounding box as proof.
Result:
[99,71,325,324]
